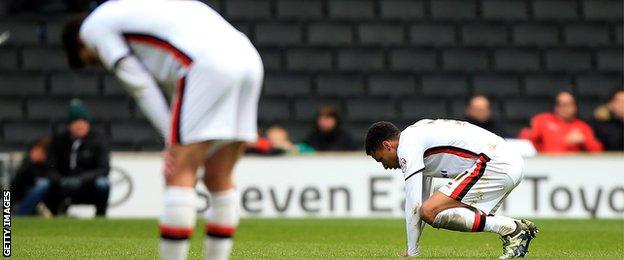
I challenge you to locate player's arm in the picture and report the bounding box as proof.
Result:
[79,11,170,139]
[114,56,171,139]
[398,134,427,257]
[404,168,425,257]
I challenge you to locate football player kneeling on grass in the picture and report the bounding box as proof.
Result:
[366,119,538,259]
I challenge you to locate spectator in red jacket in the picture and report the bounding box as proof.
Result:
[519,91,603,153]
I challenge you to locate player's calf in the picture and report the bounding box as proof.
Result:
[159,186,197,260]
[204,189,238,260]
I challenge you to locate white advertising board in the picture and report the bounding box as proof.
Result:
[106,153,624,219]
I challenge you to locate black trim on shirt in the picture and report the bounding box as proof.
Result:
[404,167,425,181]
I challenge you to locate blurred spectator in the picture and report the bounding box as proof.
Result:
[12,138,52,216]
[266,125,295,153]
[464,95,507,137]
[304,106,356,151]
[519,91,603,153]
[592,89,624,151]
[47,99,111,216]
[266,125,315,154]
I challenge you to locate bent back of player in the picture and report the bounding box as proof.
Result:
[62,1,263,259]
[366,119,538,259]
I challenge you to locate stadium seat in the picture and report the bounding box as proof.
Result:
[0,98,23,120]
[576,74,623,97]
[368,74,416,97]
[388,49,437,72]
[545,50,592,72]
[102,75,126,96]
[358,23,405,46]
[225,0,271,20]
[2,122,52,144]
[45,20,64,45]
[504,98,552,120]
[258,49,283,71]
[524,75,573,96]
[409,24,456,46]
[286,48,332,71]
[430,0,477,20]
[26,98,70,120]
[421,74,469,96]
[494,49,540,72]
[583,0,623,21]
[49,72,100,96]
[597,49,624,72]
[337,49,384,71]
[263,73,311,97]
[513,24,559,46]
[473,74,521,96]
[254,23,302,46]
[346,98,397,122]
[276,0,323,19]
[328,0,375,19]
[532,0,578,20]
[279,121,310,143]
[316,74,365,97]
[379,0,425,20]
[0,73,46,96]
[481,0,528,20]
[110,121,160,145]
[0,21,42,44]
[461,24,508,46]
[307,23,353,46]
[564,25,610,46]
[0,47,18,69]
[442,49,489,71]
[293,99,343,121]
[258,99,291,122]
[576,98,603,120]
[400,98,449,120]
[82,97,132,120]
[21,46,68,70]
[617,25,623,45]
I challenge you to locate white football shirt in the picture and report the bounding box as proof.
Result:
[79,0,246,93]
[397,119,510,180]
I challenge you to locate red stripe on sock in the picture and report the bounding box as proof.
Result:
[471,211,481,232]
[159,224,193,238]
[205,223,236,236]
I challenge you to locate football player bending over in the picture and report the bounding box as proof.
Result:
[365,119,538,259]
[62,1,263,259]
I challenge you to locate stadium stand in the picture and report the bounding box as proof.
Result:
[0,0,622,151]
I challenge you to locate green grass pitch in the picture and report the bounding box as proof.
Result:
[12,218,624,259]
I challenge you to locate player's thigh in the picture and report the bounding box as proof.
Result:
[202,141,245,192]
[439,165,515,215]
[166,141,211,187]
[420,191,465,223]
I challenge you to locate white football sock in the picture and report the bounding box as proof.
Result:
[484,214,518,236]
[159,187,197,260]
[432,207,479,232]
[204,189,239,260]
[432,207,518,235]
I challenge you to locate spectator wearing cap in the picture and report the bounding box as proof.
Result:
[592,89,624,151]
[303,106,356,151]
[464,95,508,137]
[519,91,603,153]
[47,99,111,216]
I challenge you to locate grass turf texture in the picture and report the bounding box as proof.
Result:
[13,218,624,259]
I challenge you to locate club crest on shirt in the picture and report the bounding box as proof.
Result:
[400,158,407,172]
